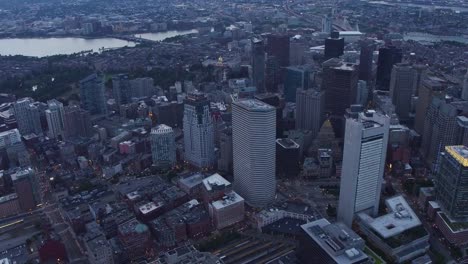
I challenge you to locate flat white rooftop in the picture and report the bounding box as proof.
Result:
[139,201,163,215]
[234,99,275,112]
[301,218,368,264]
[339,31,364,36]
[358,195,421,239]
[211,191,244,210]
[202,173,231,191]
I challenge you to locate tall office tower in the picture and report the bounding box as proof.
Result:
[322,58,359,137]
[232,99,276,208]
[276,138,300,179]
[151,124,176,169]
[217,128,233,173]
[358,39,375,82]
[414,78,446,134]
[251,38,266,93]
[421,97,467,165]
[356,80,369,106]
[324,32,345,60]
[255,93,284,138]
[11,167,40,211]
[80,73,107,115]
[289,35,306,66]
[376,46,403,90]
[389,63,417,121]
[462,71,468,101]
[266,34,290,67]
[265,55,281,93]
[45,99,64,139]
[456,116,468,146]
[13,98,42,135]
[412,64,428,96]
[63,105,93,139]
[183,92,215,168]
[112,74,131,105]
[337,106,390,227]
[295,88,325,139]
[0,129,22,148]
[435,146,468,220]
[284,66,310,102]
[321,15,333,34]
[130,77,155,98]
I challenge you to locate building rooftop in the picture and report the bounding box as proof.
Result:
[211,191,244,210]
[358,196,421,239]
[428,201,440,209]
[202,173,231,192]
[139,201,163,215]
[338,31,364,36]
[276,138,300,149]
[179,173,204,189]
[152,124,173,134]
[411,254,432,264]
[234,99,275,112]
[445,145,468,167]
[10,167,34,182]
[118,219,149,235]
[301,218,368,264]
[437,211,468,232]
[0,193,17,204]
[155,245,221,264]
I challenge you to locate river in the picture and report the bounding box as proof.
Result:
[0,29,197,57]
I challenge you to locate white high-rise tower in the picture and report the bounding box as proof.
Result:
[232,99,276,208]
[183,92,215,168]
[151,124,176,169]
[45,99,65,139]
[338,105,390,227]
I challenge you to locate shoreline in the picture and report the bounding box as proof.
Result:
[0,29,197,40]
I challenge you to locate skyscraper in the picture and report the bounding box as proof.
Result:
[462,71,468,101]
[358,39,375,82]
[324,32,344,60]
[265,55,281,93]
[80,73,107,116]
[251,38,266,93]
[11,167,40,211]
[376,46,403,90]
[63,105,93,139]
[284,66,310,102]
[113,74,131,105]
[233,99,276,207]
[183,92,215,168]
[13,98,43,135]
[217,128,233,173]
[435,146,468,220]
[323,58,359,116]
[414,78,446,134]
[45,99,64,139]
[266,34,290,67]
[321,15,333,34]
[129,77,155,98]
[389,63,417,121]
[151,124,176,169]
[421,97,468,165]
[289,35,306,66]
[295,88,324,139]
[322,58,359,137]
[338,106,390,226]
